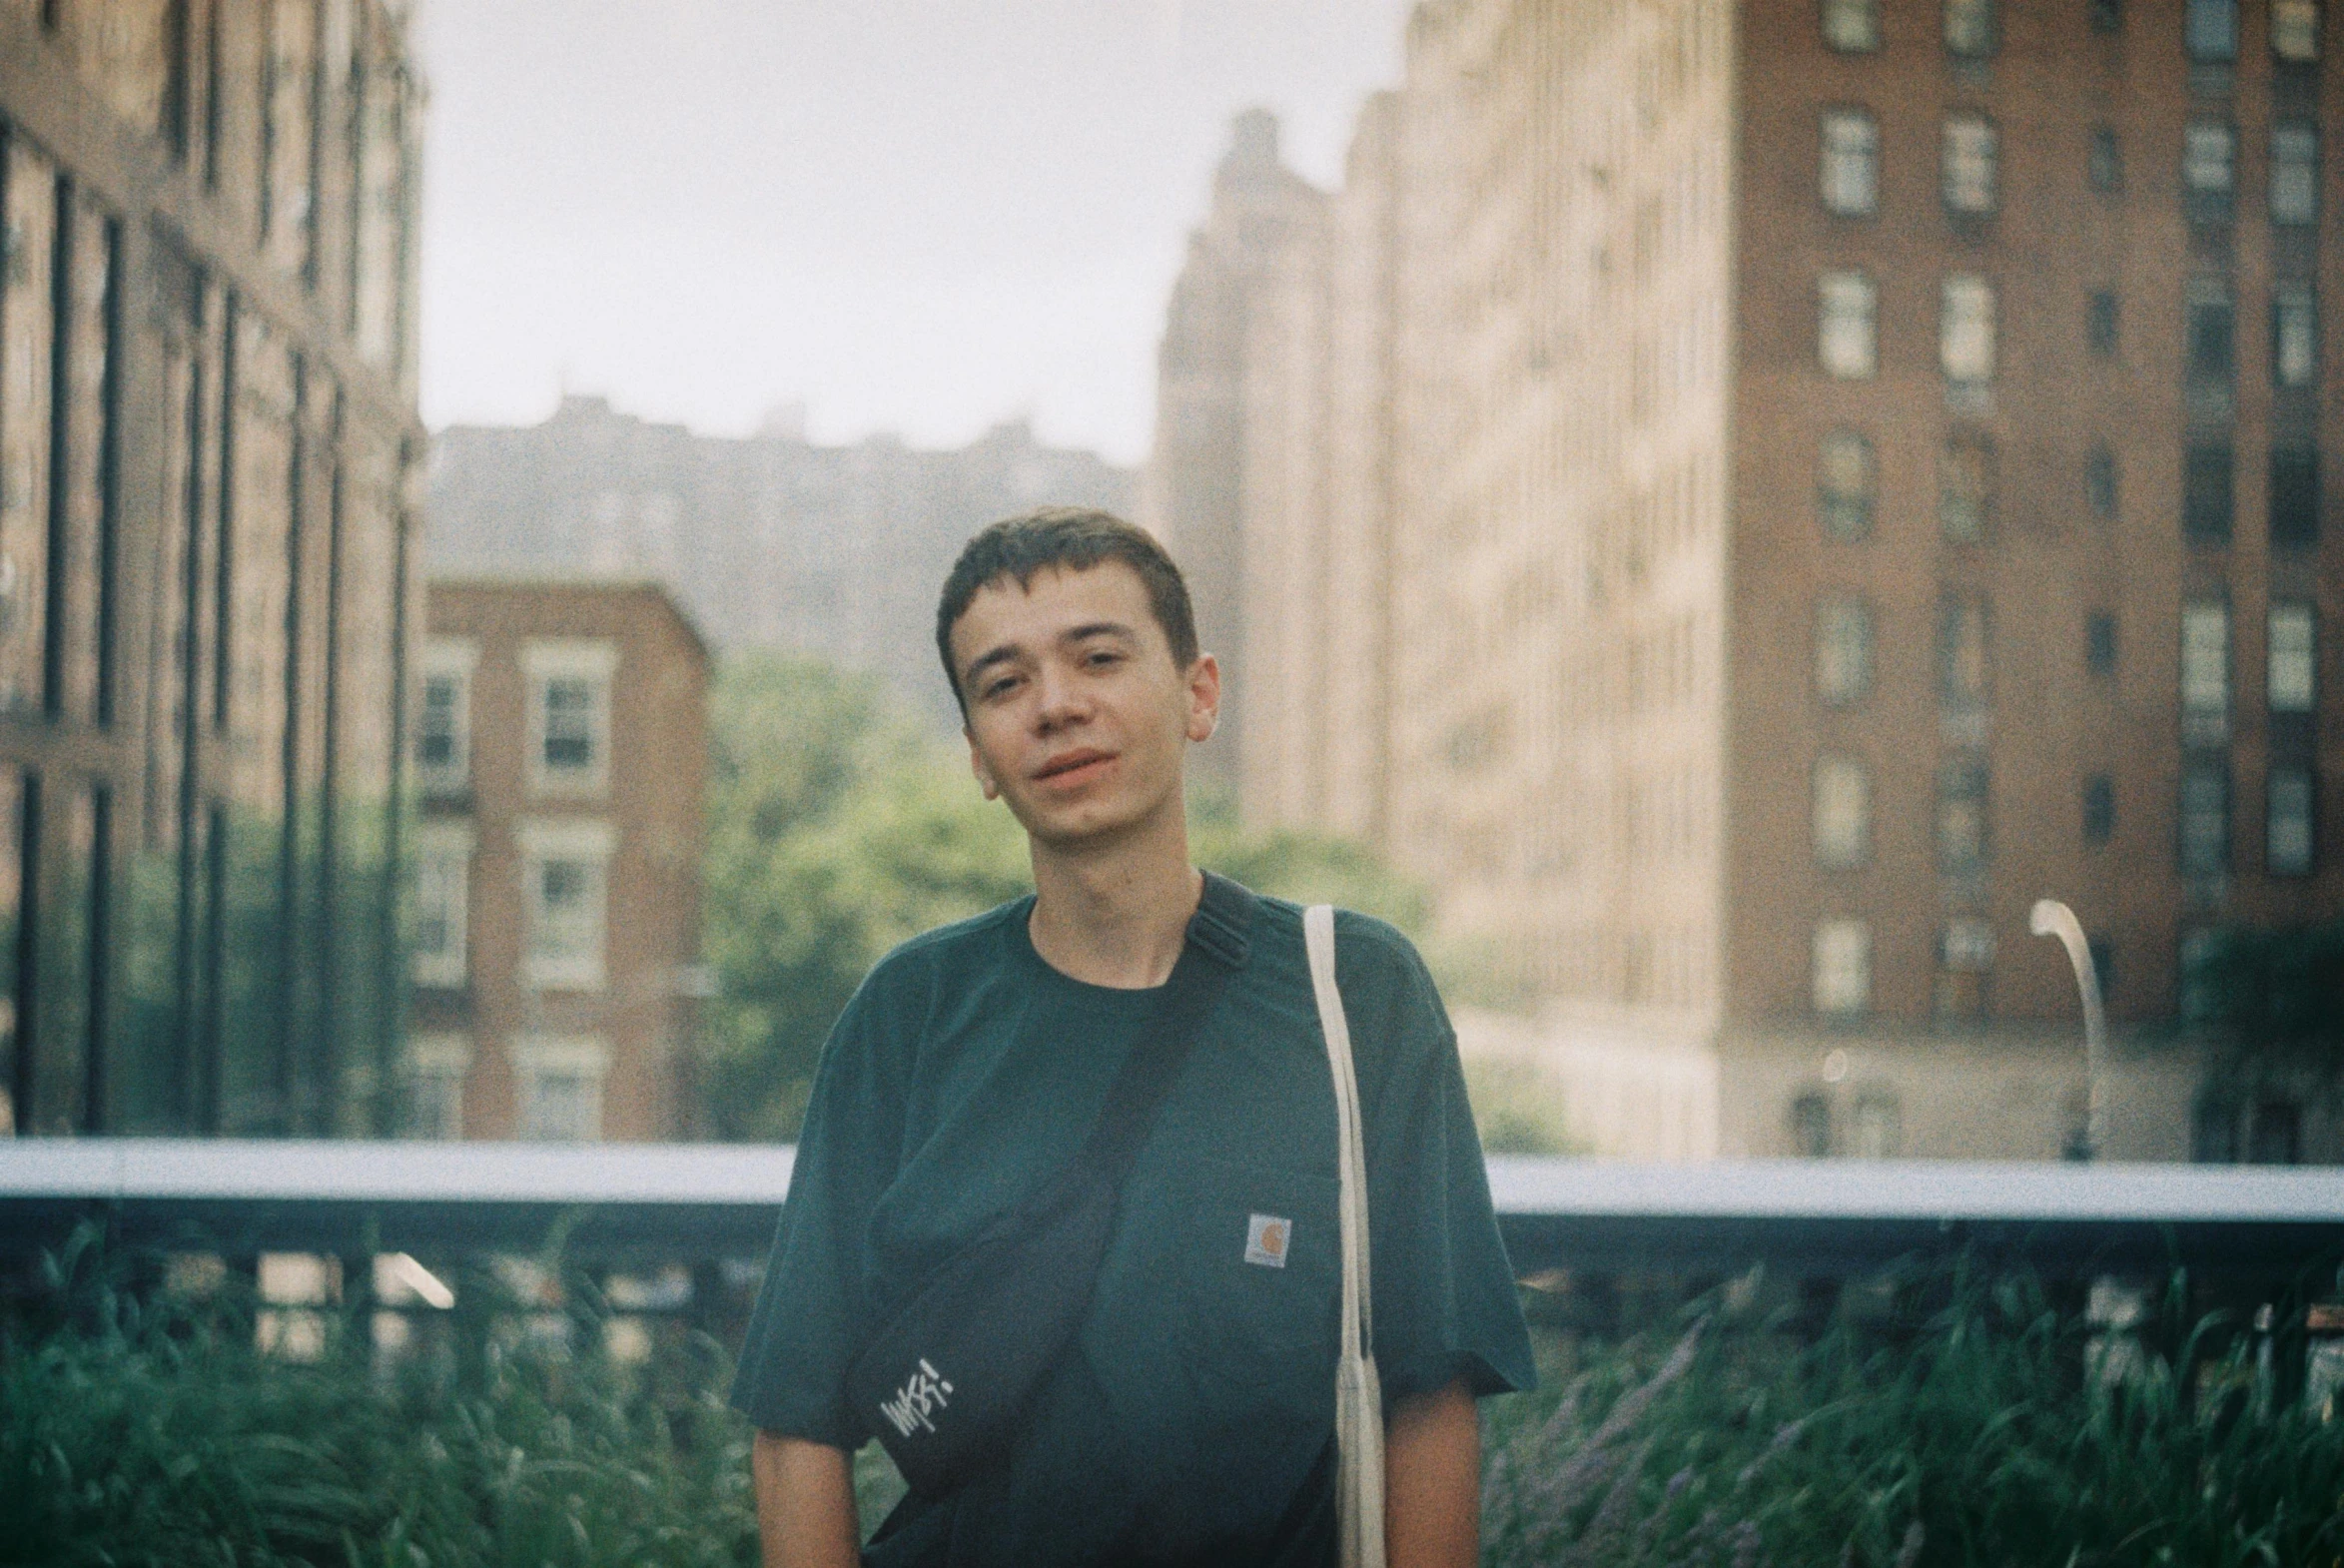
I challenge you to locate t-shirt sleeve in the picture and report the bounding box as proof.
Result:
[727,968,910,1445]
[1346,920,1537,1405]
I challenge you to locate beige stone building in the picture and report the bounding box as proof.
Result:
[1148,0,2344,1164]
[408,581,707,1143]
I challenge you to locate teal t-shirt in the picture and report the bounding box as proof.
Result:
[728,888,1534,1566]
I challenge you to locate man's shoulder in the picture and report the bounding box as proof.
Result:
[862,896,1032,994]
[1247,895,1431,976]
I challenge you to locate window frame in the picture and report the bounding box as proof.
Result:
[1942,113,2000,217]
[2179,599,2232,746]
[512,1035,610,1143]
[1940,274,1996,385]
[2270,123,2320,227]
[2183,440,2235,546]
[2270,445,2320,549]
[522,638,618,798]
[409,820,474,989]
[1944,0,1997,57]
[517,816,616,992]
[415,637,478,793]
[2088,125,2124,194]
[2177,761,2231,876]
[1939,430,1996,543]
[1813,752,1874,870]
[2086,444,2120,518]
[2271,0,2322,62]
[2268,602,2317,712]
[2083,772,2117,845]
[400,1035,472,1141]
[1818,427,1877,540]
[2267,768,2317,878]
[1822,0,1882,52]
[2184,0,2240,62]
[1937,754,1991,873]
[1819,271,1879,379]
[2273,283,2318,390]
[1821,108,1881,217]
[1813,918,1873,1016]
[1817,594,1876,708]
[2182,121,2238,224]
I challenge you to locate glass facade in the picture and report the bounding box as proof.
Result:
[0,3,423,1139]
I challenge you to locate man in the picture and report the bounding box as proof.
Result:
[731,508,1532,1566]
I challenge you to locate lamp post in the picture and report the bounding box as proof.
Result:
[2029,898,2108,1161]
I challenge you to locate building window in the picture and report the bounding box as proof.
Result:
[2178,762,2230,875]
[2086,445,2119,518]
[1943,115,1999,215]
[2183,442,2234,546]
[2090,0,2124,31]
[409,822,473,989]
[2083,773,2116,845]
[1941,276,1995,384]
[2086,611,2119,676]
[2183,123,2237,224]
[1938,756,1990,872]
[400,1036,470,1141]
[2088,126,2124,193]
[2272,0,2322,61]
[1819,429,1877,540]
[2184,280,2236,401]
[1940,432,1995,543]
[1945,0,1996,56]
[1851,1092,1902,1159]
[519,818,615,991]
[2087,291,2120,359]
[513,1037,608,1143]
[1937,594,1990,708]
[2274,284,2318,389]
[2271,125,2320,226]
[415,638,477,794]
[1813,919,1872,1015]
[1937,918,1994,1020]
[2269,769,2316,876]
[1823,0,1881,50]
[2180,600,2231,746]
[1820,272,1878,379]
[2271,446,2320,549]
[1791,1093,1834,1158]
[1817,596,1875,707]
[1822,110,1880,216]
[2185,0,2239,60]
[1814,754,1873,870]
[523,639,617,797]
[2269,602,2317,712]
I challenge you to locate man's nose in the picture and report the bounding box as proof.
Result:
[1034,662,1087,729]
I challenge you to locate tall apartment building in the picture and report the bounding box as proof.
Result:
[0,2,425,1138]
[1150,0,2342,1161]
[429,396,1137,728]
[408,581,706,1142]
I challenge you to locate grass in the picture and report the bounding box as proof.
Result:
[5,1238,2344,1566]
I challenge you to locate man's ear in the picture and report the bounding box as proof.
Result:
[1185,652,1221,744]
[966,725,1001,801]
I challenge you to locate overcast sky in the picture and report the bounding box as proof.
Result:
[412,0,1414,464]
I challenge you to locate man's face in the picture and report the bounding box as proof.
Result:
[950,561,1217,852]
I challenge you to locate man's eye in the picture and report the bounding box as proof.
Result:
[984,676,1019,700]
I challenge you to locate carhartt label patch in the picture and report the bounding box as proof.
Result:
[1244,1213,1292,1268]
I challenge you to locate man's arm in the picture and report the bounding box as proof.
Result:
[1384,1377,1480,1568]
[751,1431,860,1568]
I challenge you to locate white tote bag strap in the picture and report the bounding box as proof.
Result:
[1304,904,1385,1568]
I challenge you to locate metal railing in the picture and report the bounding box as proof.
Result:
[4,1140,2341,1280]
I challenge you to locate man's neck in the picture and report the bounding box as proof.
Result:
[1027,808,1200,990]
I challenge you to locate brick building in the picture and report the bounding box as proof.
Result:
[0,1,424,1138]
[1148,0,2341,1161]
[408,581,707,1143]
[429,397,1135,729]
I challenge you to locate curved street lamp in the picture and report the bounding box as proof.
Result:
[2029,898,2108,1161]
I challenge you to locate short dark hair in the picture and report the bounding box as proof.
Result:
[935,507,1199,709]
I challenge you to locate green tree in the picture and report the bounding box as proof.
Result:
[699,655,1472,1141]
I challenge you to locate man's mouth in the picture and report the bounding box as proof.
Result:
[1033,749,1116,785]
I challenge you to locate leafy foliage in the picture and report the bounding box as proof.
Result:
[1483,1266,2344,1568]
[697,655,1448,1141]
